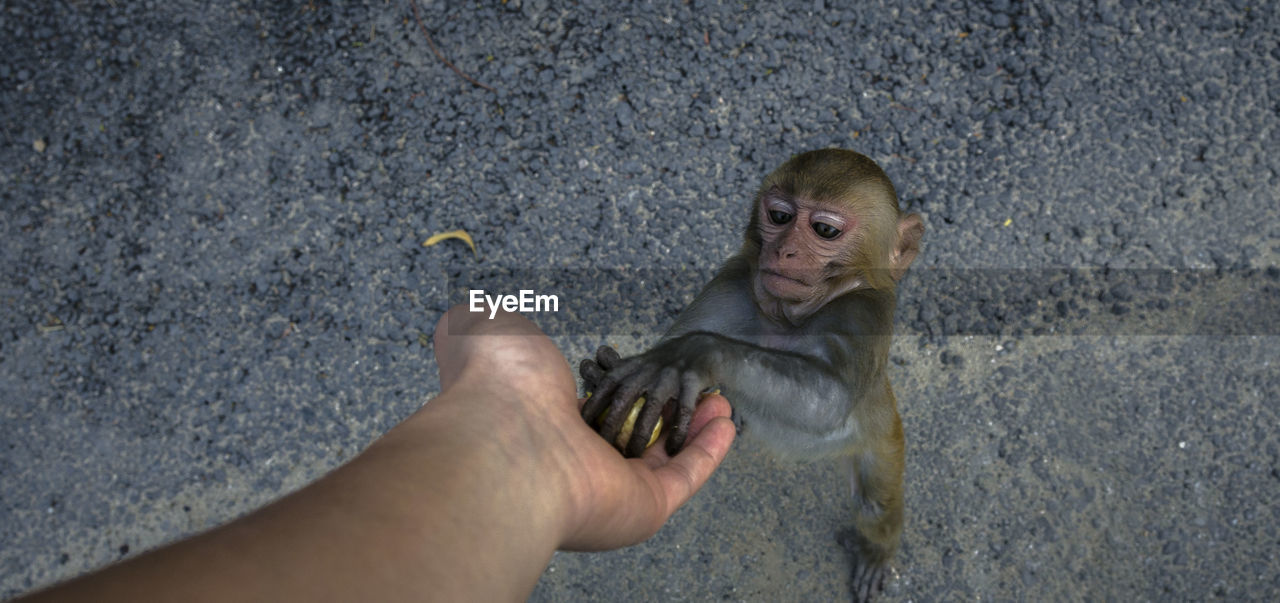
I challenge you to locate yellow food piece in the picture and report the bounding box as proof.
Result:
[590,394,663,451]
[421,229,478,258]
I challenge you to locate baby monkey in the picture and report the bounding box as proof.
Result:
[580,149,923,600]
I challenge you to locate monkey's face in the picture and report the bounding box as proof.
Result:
[754,191,859,303]
[747,149,919,324]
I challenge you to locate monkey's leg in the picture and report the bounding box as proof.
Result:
[844,419,904,602]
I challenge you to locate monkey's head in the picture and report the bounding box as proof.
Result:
[744,149,924,324]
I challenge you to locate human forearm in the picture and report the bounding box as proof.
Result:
[22,388,568,602]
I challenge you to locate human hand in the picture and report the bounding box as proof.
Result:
[431,305,736,551]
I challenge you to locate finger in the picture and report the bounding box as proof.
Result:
[626,368,677,457]
[600,368,653,445]
[579,358,605,390]
[431,306,487,389]
[664,405,689,456]
[432,304,554,391]
[664,371,703,455]
[686,393,732,439]
[580,365,626,422]
[645,392,729,470]
[596,345,621,370]
[579,380,613,423]
[579,355,645,423]
[624,398,666,458]
[651,395,735,516]
[434,303,543,344]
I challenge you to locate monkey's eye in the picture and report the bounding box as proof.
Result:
[812,222,841,239]
[768,210,793,225]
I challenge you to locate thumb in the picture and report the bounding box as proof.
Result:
[651,395,735,515]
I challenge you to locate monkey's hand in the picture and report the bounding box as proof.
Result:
[579,340,717,458]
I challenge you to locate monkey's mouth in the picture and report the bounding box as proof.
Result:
[762,269,807,285]
[760,269,812,299]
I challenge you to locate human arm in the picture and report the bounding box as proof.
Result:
[19,305,736,602]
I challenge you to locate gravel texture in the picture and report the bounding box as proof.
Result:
[2,0,1278,600]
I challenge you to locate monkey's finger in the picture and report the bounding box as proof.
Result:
[579,358,637,421]
[579,376,617,422]
[664,403,690,457]
[600,369,653,445]
[663,371,703,455]
[595,345,621,370]
[625,368,677,457]
[647,367,680,408]
[579,358,606,389]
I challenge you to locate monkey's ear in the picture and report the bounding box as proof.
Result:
[890,213,924,281]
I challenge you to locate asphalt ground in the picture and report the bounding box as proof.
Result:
[2,1,1278,600]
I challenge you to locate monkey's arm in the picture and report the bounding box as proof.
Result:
[667,331,865,448]
[581,254,894,457]
[581,308,883,459]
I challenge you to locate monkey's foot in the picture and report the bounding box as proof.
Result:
[850,557,886,602]
[838,528,893,602]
